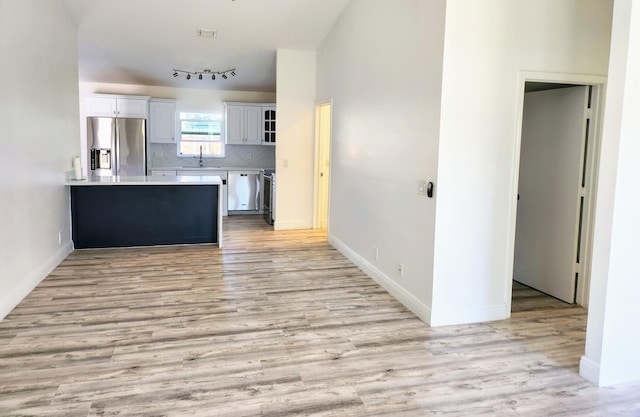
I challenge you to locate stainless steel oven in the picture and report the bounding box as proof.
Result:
[262,170,274,225]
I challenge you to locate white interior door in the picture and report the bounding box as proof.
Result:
[314,102,332,229]
[319,104,331,229]
[514,86,589,303]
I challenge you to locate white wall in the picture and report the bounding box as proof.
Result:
[0,0,79,319]
[79,82,276,170]
[431,0,613,326]
[316,0,446,321]
[581,0,640,387]
[275,49,317,230]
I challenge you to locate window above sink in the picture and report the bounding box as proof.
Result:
[178,112,224,158]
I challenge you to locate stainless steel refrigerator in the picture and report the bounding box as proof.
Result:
[87,117,146,177]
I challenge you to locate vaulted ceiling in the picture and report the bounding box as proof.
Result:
[63,0,351,92]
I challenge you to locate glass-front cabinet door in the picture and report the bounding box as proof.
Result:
[262,106,276,145]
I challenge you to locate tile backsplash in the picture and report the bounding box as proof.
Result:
[149,143,275,169]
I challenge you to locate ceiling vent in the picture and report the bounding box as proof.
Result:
[197,28,217,39]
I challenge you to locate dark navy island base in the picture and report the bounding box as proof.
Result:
[71,184,219,249]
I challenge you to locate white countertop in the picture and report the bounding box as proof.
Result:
[149,166,275,172]
[66,175,223,186]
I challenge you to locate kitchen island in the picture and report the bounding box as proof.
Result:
[67,176,223,249]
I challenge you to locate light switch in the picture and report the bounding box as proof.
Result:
[283,159,289,168]
[418,180,428,195]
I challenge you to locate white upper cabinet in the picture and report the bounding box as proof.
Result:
[84,95,149,118]
[224,102,272,145]
[225,104,244,144]
[262,106,276,145]
[117,98,149,118]
[244,106,262,144]
[149,99,176,143]
[84,96,116,117]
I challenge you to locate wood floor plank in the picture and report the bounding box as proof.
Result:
[1,215,639,416]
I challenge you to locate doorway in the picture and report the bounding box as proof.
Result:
[512,80,602,308]
[313,100,332,230]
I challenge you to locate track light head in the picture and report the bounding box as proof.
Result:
[172,67,235,81]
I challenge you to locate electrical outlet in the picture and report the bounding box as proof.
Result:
[58,231,62,245]
[246,152,252,161]
[154,151,164,158]
[373,247,379,261]
[397,264,404,277]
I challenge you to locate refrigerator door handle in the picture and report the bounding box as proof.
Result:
[114,118,120,175]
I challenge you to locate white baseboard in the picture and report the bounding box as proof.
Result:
[328,234,512,327]
[580,355,640,387]
[275,220,313,230]
[328,233,432,324]
[580,355,601,385]
[428,303,509,327]
[0,241,73,321]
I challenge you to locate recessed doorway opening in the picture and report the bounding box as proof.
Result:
[511,79,603,312]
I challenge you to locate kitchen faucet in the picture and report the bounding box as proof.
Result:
[199,145,204,167]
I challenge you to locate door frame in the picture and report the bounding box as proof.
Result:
[313,99,333,230]
[506,71,607,312]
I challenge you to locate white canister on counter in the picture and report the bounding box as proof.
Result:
[73,156,82,180]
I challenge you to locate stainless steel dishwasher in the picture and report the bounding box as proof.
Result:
[227,170,260,214]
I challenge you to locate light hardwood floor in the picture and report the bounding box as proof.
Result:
[1,215,639,416]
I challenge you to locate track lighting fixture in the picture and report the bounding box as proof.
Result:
[171,68,236,81]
